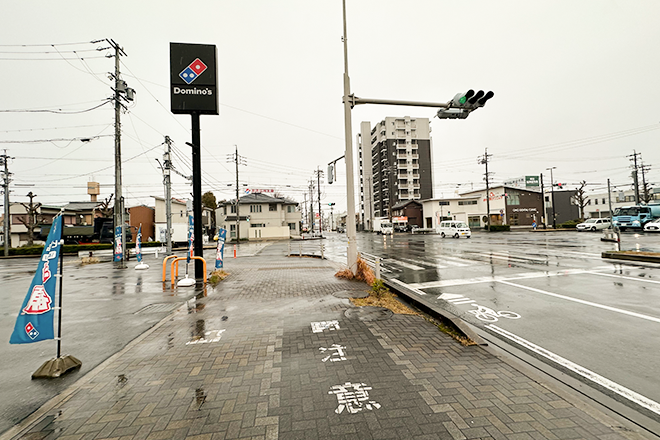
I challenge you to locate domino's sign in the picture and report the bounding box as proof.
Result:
[170,43,218,115]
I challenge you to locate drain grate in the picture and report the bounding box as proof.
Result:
[134,303,181,315]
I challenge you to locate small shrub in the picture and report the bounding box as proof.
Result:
[208,269,229,286]
[335,257,375,285]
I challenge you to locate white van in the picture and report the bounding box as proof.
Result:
[379,221,394,235]
[437,220,471,238]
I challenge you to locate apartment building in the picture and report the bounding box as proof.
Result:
[359,117,433,229]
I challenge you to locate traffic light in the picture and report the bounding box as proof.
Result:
[327,164,334,184]
[450,90,494,109]
[557,183,563,188]
[328,203,335,206]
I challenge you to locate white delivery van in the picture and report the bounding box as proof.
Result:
[437,220,471,238]
[379,221,394,235]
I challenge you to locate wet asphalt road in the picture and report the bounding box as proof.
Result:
[323,229,660,428]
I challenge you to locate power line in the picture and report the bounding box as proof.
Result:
[0,99,112,114]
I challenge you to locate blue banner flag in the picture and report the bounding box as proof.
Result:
[136,226,143,263]
[187,215,194,264]
[215,228,227,269]
[9,215,63,344]
[113,226,123,262]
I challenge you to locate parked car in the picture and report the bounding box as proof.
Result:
[643,218,660,232]
[576,218,610,231]
[437,221,471,238]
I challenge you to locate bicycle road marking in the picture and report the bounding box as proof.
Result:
[485,324,660,417]
[497,280,660,324]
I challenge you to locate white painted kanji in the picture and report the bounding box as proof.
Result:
[319,344,347,362]
[311,320,340,333]
[186,329,226,345]
[328,382,381,414]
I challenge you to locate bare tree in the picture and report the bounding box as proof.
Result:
[98,194,114,218]
[18,192,42,246]
[571,181,589,220]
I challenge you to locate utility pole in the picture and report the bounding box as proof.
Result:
[640,161,651,203]
[547,167,557,229]
[315,167,324,234]
[163,136,173,256]
[1,150,12,256]
[227,146,246,242]
[628,150,641,204]
[108,39,134,268]
[309,180,315,233]
[302,193,307,231]
[539,172,546,229]
[478,148,493,231]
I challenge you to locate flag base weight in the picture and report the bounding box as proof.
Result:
[135,262,150,270]
[177,276,196,287]
[32,355,82,379]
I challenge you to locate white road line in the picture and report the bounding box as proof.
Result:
[485,324,660,417]
[588,272,660,285]
[389,278,426,295]
[497,280,660,324]
[407,268,608,289]
[389,260,425,271]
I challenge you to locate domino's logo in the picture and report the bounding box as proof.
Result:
[179,58,207,84]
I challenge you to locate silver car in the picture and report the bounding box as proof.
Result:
[576,218,610,231]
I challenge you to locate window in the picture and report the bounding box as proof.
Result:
[508,192,520,205]
[602,198,606,204]
[458,200,477,206]
[229,224,236,238]
[250,223,266,228]
[269,204,277,212]
[288,223,296,230]
[594,199,598,205]
[250,205,262,213]
[230,205,236,214]
[438,201,449,206]
[287,205,295,213]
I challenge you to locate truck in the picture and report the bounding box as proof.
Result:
[372,217,393,234]
[611,204,660,231]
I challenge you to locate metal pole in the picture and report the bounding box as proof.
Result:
[2,151,10,256]
[342,0,359,274]
[235,145,240,244]
[191,113,203,279]
[317,167,323,234]
[56,227,64,359]
[164,137,173,256]
[540,172,546,229]
[375,257,381,279]
[548,167,557,229]
[112,42,126,268]
[484,148,491,232]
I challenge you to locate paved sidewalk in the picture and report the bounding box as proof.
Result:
[4,243,650,440]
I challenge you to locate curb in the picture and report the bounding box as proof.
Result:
[384,278,487,346]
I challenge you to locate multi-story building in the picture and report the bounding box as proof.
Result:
[216,193,301,241]
[359,117,433,229]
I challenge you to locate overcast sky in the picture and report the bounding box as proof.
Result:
[2,0,659,215]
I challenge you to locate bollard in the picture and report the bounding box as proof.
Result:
[375,257,381,279]
[288,241,291,256]
[299,243,302,257]
[233,244,237,258]
[321,243,324,260]
[155,249,159,259]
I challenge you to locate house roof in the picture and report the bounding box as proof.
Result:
[225,193,298,205]
[61,201,104,211]
[391,200,423,210]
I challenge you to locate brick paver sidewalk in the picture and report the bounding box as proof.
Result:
[5,243,647,439]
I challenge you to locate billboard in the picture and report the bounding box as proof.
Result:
[525,175,540,187]
[170,43,218,115]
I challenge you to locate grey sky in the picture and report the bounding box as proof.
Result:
[1,0,659,214]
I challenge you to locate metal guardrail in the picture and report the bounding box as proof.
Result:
[288,240,325,259]
[358,251,381,279]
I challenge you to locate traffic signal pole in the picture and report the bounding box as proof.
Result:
[340,0,493,274]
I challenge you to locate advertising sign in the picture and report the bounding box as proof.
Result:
[9,215,62,344]
[215,228,227,269]
[170,43,218,115]
[187,215,194,264]
[113,226,123,262]
[525,175,540,187]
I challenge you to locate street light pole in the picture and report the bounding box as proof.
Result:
[342,0,358,274]
[547,167,557,229]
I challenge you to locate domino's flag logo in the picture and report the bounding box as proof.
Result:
[179,58,207,84]
[25,322,39,340]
